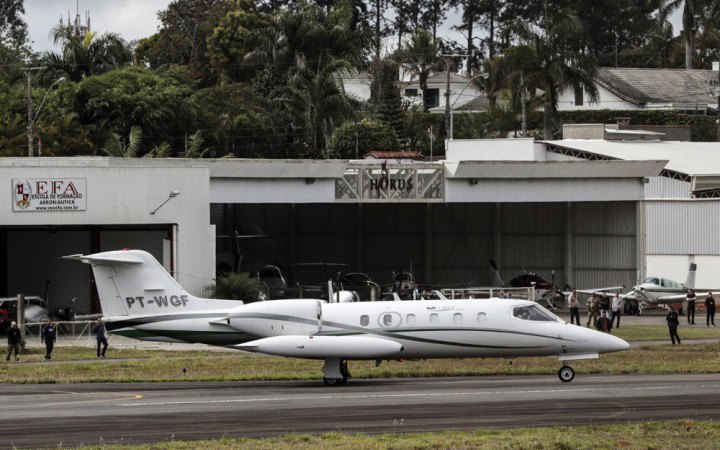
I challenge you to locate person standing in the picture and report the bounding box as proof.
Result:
[93,319,109,358]
[599,294,610,316]
[686,289,696,325]
[568,289,580,325]
[706,292,716,327]
[6,321,21,362]
[41,320,57,360]
[586,294,599,327]
[666,306,681,345]
[610,292,624,329]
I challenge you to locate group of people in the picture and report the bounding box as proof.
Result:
[684,289,716,327]
[567,290,624,333]
[5,318,109,362]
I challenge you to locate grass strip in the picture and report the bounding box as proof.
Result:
[75,420,720,449]
[2,342,719,383]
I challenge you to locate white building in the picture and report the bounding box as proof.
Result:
[4,136,718,313]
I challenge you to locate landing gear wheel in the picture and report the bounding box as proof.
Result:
[323,376,348,386]
[558,365,575,382]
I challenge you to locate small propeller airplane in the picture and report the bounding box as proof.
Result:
[65,249,629,385]
[623,263,718,313]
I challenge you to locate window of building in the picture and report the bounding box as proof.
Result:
[477,312,487,324]
[406,313,416,326]
[405,88,419,97]
[424,89,440,109]
[429,313,439,324]
[360,315,369,326]
[453,313,463,324]
[574,87,584,106]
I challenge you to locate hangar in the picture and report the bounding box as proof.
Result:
[2,135,711,315]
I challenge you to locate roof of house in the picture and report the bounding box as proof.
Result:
[595,67,718,107]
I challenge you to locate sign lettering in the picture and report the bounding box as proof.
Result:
[12,178,87,211]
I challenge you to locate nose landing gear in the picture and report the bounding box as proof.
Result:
[558,364,575,382]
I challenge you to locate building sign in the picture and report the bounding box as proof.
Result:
[336,162,444,203]
[12,178,87,212]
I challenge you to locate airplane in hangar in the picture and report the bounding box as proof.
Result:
[64,249,629,385]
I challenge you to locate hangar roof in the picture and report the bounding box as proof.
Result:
[545,140,720,177]
[445,159,667,178]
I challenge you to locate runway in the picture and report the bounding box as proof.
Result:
[3,373,719,448]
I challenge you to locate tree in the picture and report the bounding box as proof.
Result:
[74,67,199,152]
[210,272,267,303]
[331,118,400,158]
[376,59,408,147]
[422,0,451,43]
[503,9,599,139]
[399,29,440,112]
[0,0,27,44]
[102,125,143,157]
[248,1,368,156]
[660,0,720,69]
[41,26,131,82]
[135,0,234,84]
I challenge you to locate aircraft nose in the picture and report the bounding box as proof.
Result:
[607,334,630,353]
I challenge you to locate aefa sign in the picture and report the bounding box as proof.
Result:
[12,178,86,212]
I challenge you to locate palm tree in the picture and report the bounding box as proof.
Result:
[503,10,598,139]
[400,29,440,112]
[246,0,367,156]
[40,25,131,82]
[660,0,720,69]
[102,125,142,157]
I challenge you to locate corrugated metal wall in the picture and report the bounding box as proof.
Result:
[647,201,720,254]
[446,179,644,202]
[216,201,637,291]
[645,177,690,199]
[573,202,637,289]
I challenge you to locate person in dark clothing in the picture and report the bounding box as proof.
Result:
[686,289,696,325]
[599,295,610,315]
[92,319,108,358]
[6,321,21,362]
[595,311,611,333]
[41,320,57,360]
[706,292,716,327]
[666,306,681,345]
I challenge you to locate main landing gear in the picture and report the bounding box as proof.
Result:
[558,364,575,382]
[323,358,351,386]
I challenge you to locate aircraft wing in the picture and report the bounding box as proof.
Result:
[560,286,625,296]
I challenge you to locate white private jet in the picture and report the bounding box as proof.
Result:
[624,263,717,313]
[65,249,629,385]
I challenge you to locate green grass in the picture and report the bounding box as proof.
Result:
[75,421,720,449]
[612,324,720,341]
[3,341,719,384]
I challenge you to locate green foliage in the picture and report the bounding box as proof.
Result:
[102,125,143,157]
[404,107,445,156]
[210,272,267,303]
[331,119,400,158]
[74,67,199,152]
[374,60,407,147]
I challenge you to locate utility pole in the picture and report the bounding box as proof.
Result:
[26,71,33,157]
[444,57,451,143]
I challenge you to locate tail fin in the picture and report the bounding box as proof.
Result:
[64,249,195,317]
[685,262,697,289]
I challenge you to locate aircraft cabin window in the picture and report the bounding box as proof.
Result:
[512,305,557,322]
[430,313,439,324]
[453,313,463,324]
[477,312,487,324]
[645,277,659,285]
[406,314,416,326]
[360,315,369,326]
[382,314,393,326]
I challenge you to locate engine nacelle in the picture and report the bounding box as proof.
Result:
[226,299,321,336]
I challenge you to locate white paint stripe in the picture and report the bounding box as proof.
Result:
[117,384,717,407]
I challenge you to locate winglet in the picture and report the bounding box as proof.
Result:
[62,252,143,265]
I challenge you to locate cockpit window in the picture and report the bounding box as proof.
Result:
[644,277,659,285]
[512,304,558,322]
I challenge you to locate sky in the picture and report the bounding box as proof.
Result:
[22,1,681,54]
[24,0,173,52]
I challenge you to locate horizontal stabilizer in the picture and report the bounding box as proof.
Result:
[62,252,143,265]
[236,335,404,359]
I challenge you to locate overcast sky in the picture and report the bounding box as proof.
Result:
[24,0,172,52]
[23,1,680,54]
